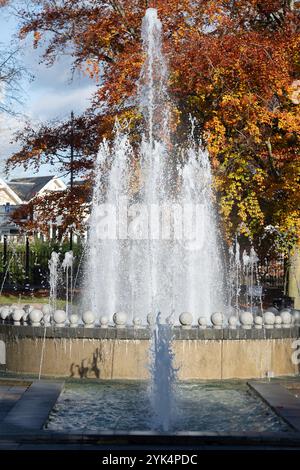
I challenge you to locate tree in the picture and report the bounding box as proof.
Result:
[0,1,24,115]
[6,0,300,250]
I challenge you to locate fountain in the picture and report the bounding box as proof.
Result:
[84,7,224,324]
[0,8,299,386]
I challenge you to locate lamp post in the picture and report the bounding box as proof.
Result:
[70,110,74,251]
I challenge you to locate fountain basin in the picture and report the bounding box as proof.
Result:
[0,324,299,380]
[45,380,289,433]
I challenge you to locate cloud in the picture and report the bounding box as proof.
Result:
[0,113,25,175]
[0,77,96,178]
[0,13,97,177]
[28,84,96,122]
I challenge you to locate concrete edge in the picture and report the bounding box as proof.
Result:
[248,381,300,432]
[1,324,299,340]
[1,380,64,431]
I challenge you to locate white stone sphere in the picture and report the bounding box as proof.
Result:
[100,316,109,328]
[254,316,263,329]
[198,317,207,329]
[0,307,10,320]
[147,313,155,327]
[179,312,193,328]
[240,312,253,329]
[42,304,52,315]
[280,311,292,327]
[263,311,275,329]
[69,314,79,326]
[228,316,238,329]
[274,315,282,328]
[12,309,25,324]
[82,311,95,327]
[133,317,142,328]
[53,310,67,326]
[29,309,43,326]
[211,312,224,329]
[113,311,127,328]
[292,310,300,325]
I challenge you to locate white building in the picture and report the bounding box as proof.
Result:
[0,176,66,237]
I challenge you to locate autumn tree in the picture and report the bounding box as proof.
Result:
[0,2,24,115]
[6,0,300,252]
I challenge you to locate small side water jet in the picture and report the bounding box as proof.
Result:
[243,247,263,315]
[38,250,61,380]
[228,239,263,317]
[48,251,60,314]
[62,251,74,317]
[228,237,242,317]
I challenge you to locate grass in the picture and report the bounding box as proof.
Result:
[0,294,66,308]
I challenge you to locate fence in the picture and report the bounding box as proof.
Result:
[0,237,288,296]
[257,256,286,289]
[0,237,85,293]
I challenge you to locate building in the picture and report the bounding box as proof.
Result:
[0,176,66,238]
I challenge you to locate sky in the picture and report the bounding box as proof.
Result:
[0,5,96,180]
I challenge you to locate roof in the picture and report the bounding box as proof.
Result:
[8,176,56,202]
[0,178,23,205]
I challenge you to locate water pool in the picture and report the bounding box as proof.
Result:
[46,381,290,433]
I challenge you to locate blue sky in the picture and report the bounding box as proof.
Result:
[0,6,96,180]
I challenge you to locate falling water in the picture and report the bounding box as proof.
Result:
[84,8,224,323]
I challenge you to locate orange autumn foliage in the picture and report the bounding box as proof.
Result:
[6,0,300,250]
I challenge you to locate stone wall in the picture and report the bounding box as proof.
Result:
[0,325,299,380]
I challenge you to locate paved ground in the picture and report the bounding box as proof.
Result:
[0,384,28,423]
[1,381,63,431]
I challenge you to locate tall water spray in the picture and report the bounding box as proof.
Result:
[84,8,224,323]
[150,313,176,431]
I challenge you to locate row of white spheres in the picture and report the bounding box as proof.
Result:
[77,310,299,329]
[0,307,129,327]
[0,308,128,328]
[1,306,299,328]
[179,310,298,329]
[0,304,61,325]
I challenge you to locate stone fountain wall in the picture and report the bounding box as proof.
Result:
[0,324,299,380]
